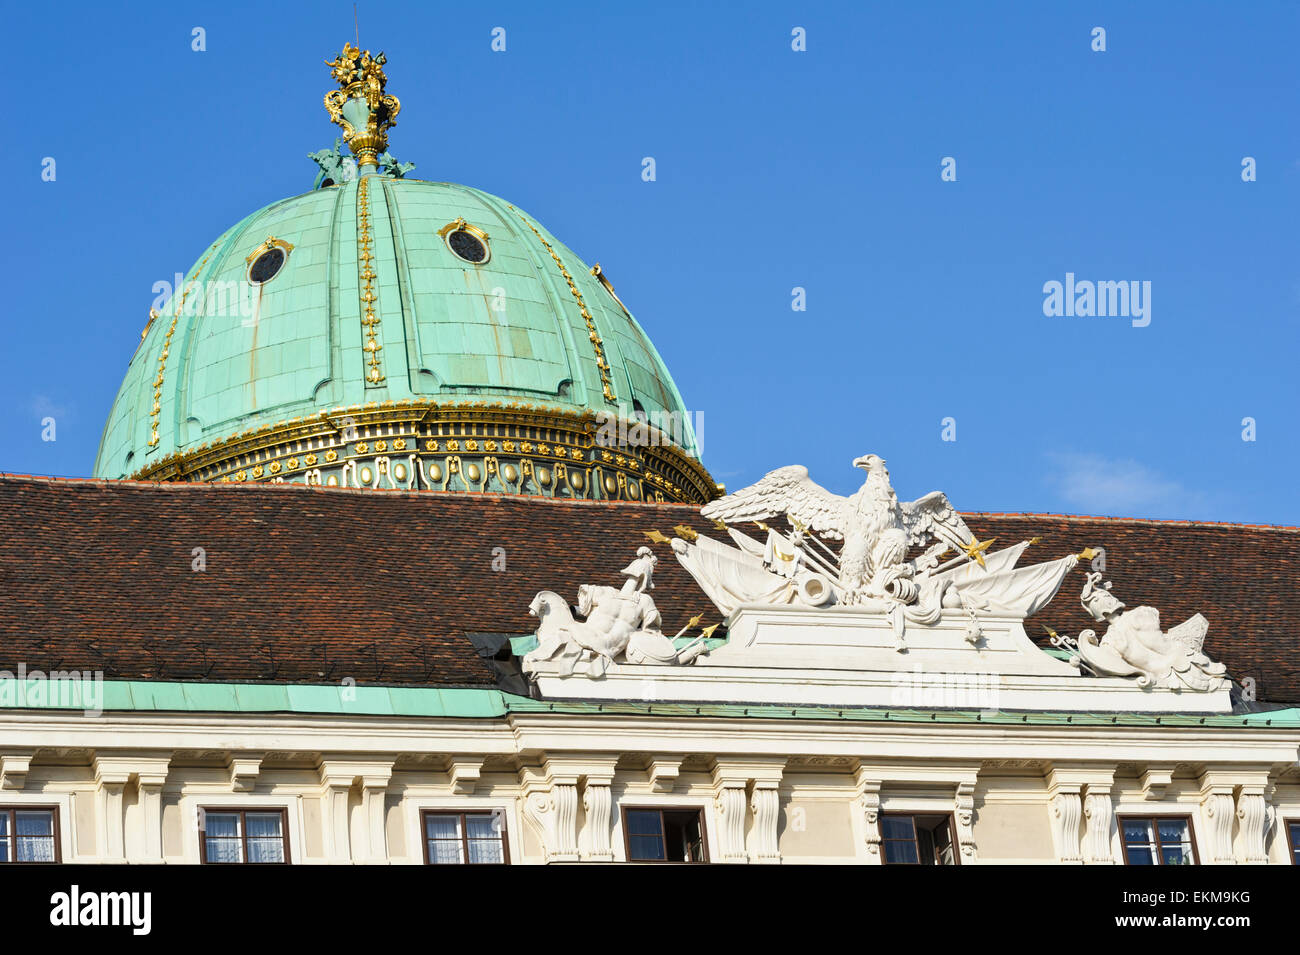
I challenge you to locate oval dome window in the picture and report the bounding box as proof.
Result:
[447,228,488,264]
[248,247,287,285]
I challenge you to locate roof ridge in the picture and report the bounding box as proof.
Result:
[961,510,1300,533]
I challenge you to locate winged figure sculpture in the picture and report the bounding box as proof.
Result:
[700,454,974,601]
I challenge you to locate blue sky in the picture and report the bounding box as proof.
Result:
[7,1,1298,523]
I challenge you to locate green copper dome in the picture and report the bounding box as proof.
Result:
[93,44,715,505]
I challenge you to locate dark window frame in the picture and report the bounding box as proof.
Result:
[1285,818,1300,865]
[198,806,291,865]
[0,805,61,864]
[1118,814,1199,866]
[878,811,961,866]
[620,805,710,864]
[420,809,511,865]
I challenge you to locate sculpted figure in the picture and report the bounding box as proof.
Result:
[701,454,973,604]
[523,548,705,678]
[1073,572,1227,692]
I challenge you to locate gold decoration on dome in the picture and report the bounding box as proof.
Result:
[511,209,616,404]
[355,176,385,384]
[323,43,401,168]
[128,399,718,506]
[148,242,220,447]
[436,218,490,242]
[245,236,295,264]
[590,263,629,314]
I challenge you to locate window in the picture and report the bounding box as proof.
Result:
[1120,816,1197,865]
[1287,820,1300,865]
[245,237,293,285]
[880,813,958,865]
[248,247,287,284]
[439,218,491,265]
[200,808,289,864]
[622,807,707,863]
[0,807,59,863]
[448,229,488,263]
[421,811,509,864]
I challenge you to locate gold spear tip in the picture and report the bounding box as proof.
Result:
[673,524,699,542]
[711,519,727,531]
[643,530,671,544]
[1078,546,1099,560]
[962,536,995,569]
[685,612,703,629]
[699,623,721,639]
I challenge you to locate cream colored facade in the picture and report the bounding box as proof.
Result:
[2,709,1297,864]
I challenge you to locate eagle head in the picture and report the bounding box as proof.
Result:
[852,453,886,474]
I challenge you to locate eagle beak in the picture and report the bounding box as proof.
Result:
[852,455,871,470]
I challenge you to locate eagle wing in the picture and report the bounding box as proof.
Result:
[899,491,974,551]
[701,465,848,540]
[1166,613,1209,655]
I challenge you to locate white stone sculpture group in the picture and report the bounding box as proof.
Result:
[521,453,1230,696]
[1071,572,1228,692]
[524,547,708,678]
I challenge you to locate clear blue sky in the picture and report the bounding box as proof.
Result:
[6,1,1298,523]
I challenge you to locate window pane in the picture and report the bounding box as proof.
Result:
[428,838,464,864]
[15,812,55,862]
[465,814,499,840]
[0,837,8,863]
[245,813,282,839]
[1125,844,1155,865]
[15,812,53,837]
[467,838,504,864]
[1290,823,1300,863]
[883,839,920,864]
[203,812,242,863]
[880,816,916,841]
[628,834,665,861]
[205,836,243,863]
[1122,819,1153,844]
[0,814,8,836]
[205,813,240,838]
[245,814,285,863]
[425,814,462,841]
[1157,819,1189,844]
[625,810,663,838]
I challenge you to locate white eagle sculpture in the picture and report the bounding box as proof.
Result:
[701,454,975,604]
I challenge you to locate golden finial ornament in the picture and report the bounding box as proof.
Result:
[324,42,401,168]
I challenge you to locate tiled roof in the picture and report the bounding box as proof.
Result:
[1,475,1296,702]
